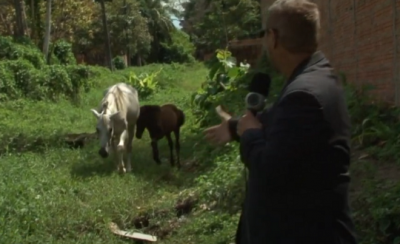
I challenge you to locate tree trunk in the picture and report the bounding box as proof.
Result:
[43,0,52,63]
[0,13,13,35]
[30,0,35,39]
[100,0,113,71]
[34,0,42,45]
[21,0,29,36]
[123,0,130,66]
[13,0,28,37]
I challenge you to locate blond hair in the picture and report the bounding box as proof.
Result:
[267,0,320,53]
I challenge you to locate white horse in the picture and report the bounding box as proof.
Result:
[90,83,140,173]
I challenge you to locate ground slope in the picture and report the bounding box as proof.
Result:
[1,64,241,244]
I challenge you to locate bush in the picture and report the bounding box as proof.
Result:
[112,56,126,70]
[51,40,77,65]
[160,29,196,64]
[191,49,253,126]
[0,36,45,69]
[128,68,161,98]
[0,36,99,102]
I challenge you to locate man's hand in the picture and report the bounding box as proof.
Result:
[237,110,262,136]
[203,106,233,146]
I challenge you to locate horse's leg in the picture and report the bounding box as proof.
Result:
[174,129,181,169]
[151,139,161,164]
[118,150,126,173]
[125,124,135,172]
[165,133,175,167]
[111,143,121,172]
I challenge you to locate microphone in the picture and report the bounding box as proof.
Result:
[245,72,271,116]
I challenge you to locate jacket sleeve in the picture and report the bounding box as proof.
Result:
[239,91,330,173]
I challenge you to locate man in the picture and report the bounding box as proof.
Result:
[203,0,358,243]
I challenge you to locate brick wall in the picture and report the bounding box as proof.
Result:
[202,38,264,67]
[228,38,264,67]
[261,0,400,105]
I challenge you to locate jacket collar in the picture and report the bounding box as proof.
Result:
[286,51,325,85]
[273,51,326,104]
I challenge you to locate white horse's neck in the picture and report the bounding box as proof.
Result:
[103,86,128,117]
[104,94,118,115]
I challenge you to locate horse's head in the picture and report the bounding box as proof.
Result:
[135,105,159,139]
[135,115,145,139]
[91,108,126,158]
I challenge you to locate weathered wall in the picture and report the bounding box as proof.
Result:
[259,0,400,104]
[228,38,263,67]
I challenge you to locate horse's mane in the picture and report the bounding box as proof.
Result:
[101,84,133,117]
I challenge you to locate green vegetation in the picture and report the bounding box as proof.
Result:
[0,36,95,101]
[1,0,400,243]
[1,38,400,244]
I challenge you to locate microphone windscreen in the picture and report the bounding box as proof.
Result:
[248,72,271,97]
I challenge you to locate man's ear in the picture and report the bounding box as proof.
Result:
[91,109,100,118]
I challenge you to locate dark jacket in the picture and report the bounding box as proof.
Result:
[228,51,358,244]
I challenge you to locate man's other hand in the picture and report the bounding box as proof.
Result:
[203,105,233,146]
[237,110,262,136]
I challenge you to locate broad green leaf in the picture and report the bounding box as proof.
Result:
[227,67,239,78]
[224,56,237,68]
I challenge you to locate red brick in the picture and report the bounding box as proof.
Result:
[257,0,399,104]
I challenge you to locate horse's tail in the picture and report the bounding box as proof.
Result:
[178,109,185,127]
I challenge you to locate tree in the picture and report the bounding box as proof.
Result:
[0,1,15,35]
[95,0,113,70]
[138,0,176,62]
[93,0,151,66]
[181,0,261,53]
[13,0,28,37]
[27,0,43,44]
[42,0,51,62]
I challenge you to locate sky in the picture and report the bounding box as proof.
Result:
[165,0,186,29]
[172,16,181,29]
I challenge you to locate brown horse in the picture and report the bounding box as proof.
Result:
[135,104,185,168]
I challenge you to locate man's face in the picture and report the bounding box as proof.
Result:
[265,28,279,70]
[263,15,281,71]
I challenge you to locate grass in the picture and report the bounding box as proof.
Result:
[0,62,243,244]
[4,61,400,244]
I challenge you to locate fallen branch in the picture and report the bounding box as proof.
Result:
[109,222,157,242]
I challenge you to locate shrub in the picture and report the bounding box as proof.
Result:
[112,56,126,70]
[160,29,196,64]
[0,36,45,69]
[0,36,99,102]
[128,68,161,98]
[191,49,252,126]
[51,40,76,65]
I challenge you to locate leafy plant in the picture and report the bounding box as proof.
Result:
[191,49,250,126]
[112,56,126,70]
[52,40,76,65]
[128,68,162,98]
[160,29,196,64]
